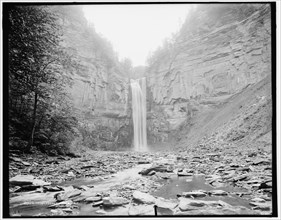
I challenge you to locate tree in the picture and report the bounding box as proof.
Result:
[7,5,78,153]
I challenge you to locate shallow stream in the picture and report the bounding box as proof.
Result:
[10,163,254,216]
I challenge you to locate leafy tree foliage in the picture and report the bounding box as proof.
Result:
[7,5,78,154]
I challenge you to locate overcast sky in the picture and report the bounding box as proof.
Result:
[82,4,194,67]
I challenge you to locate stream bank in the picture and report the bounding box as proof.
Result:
[9,145,272,216]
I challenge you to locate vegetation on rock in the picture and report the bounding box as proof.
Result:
[7,5,81,154]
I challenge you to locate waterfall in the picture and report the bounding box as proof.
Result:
[130,78,147,151]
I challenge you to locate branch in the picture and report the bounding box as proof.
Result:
[41,58,59,72]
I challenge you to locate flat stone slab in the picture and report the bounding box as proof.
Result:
[85,196,102,203]
[133,191,156,204]
[177,169,193,176]
[56,189,82,201]
[181,190,207,198]
[139,165,167,175]
[10,175,34,186]
[128,204,154,216]
[178,197,226,211]
[251,197,266,203]
[48,200,73,209]
[155,198,178,210]
[10,175,51,187]
[32,179,51,186]
[43,186,64,192]
[103,196,129,206]
[250,202,271,211]
[208,189,228,196]
[10,192,57,208]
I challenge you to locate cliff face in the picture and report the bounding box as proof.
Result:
[146,4,271,143]
[51,6,132,149]
[50,4,272,149]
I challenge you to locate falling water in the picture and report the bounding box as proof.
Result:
[130,78,147,151]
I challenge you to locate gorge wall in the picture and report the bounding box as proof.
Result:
[52,6,132,150]
[52,4,272,150]
[146,4,272,145]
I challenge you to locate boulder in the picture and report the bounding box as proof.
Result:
[259,181,272,189]
[252,159,271,166]
[56,188,82,202]
[85,196,102,203]
[155,198,178,210]
[123,185,136,190]
[48,200,73,209]
[10,175,34,186]
[158,173,172,179]
[96,210,107,214]
[32,179,51,186]
[177,169,194,176]
[180,190,207,198]
[249,201,271,211]
[179,198,208,210]
[178,198,233,212]
[251,197,266,203]
[148,170,156,176]
[14,185,40,192]
[102,196,129,206]
[139,165,167,175]
[137,161,150,164]
[22,161,31,166]
[10,192,57,208]
[208,189,228,196]
[92,200,103,207]
[128,204,154,216]
[133,191,156,204]
[210,181,226,188]
[43,186,64,192]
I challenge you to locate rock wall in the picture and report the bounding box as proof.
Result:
[52,6,133,149]
[146,4,271,143]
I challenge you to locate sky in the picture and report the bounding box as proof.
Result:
[82,4,193,67]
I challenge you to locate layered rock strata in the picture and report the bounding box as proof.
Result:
[146,4,271,143]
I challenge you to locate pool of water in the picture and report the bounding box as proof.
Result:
[151,174,252,209]
[10,165,253,216]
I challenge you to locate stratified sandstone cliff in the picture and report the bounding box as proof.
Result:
[50,4,272,150]
[51,6,132,149]
[146,4,271,144]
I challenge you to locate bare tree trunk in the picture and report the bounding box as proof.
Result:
[26,92,38,152]
[37,113,44,130]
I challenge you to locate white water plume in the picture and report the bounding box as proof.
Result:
[130,78,147,151]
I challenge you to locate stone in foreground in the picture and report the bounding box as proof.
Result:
[133,191,156,204]
[48,200,73,209]
[128,204,154,216]
[180,190,207,198]
[10,175,34,186]
[208,189,228,196]
[102,196,129,206]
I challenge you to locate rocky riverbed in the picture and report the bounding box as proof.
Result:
[8,142,273,217]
